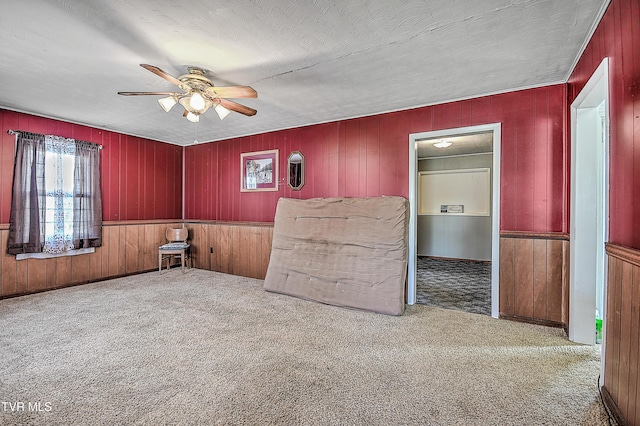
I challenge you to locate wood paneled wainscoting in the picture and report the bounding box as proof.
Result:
[185,221,273,280]
[602,243,640,426]
[499,232,569,329]
[0,221,182,298]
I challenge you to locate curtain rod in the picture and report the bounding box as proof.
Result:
[7,129,103,149]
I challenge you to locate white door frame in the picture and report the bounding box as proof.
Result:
[408,123,501,318]
[569,58,610,352]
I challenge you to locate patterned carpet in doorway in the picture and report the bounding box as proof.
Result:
[416,257,491,316]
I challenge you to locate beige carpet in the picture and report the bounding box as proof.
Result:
[0,269,611,425]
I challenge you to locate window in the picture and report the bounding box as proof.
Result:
[43,138,76,253]
[7,132,103,257]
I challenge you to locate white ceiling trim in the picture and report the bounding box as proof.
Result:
[564,0,612,81]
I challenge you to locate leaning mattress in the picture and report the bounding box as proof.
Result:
[263,196,409,315]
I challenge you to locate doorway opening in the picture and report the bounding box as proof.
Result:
[408,123,501,318]
[415,132,493,315]
[569,58,609,357]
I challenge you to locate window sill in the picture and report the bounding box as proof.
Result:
[16,248,95,261]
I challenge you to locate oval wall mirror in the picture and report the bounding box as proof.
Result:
[287,151,305,190]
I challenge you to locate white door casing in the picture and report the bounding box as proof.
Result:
[408,123,501,318]
[569,58,610,352]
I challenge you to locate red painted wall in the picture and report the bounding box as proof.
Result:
[185,85,567,233]
[0,109,183,223]
[568,0,640,249]
[0,84,569,233]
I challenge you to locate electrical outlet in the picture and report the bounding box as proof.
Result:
[210,247,214,254]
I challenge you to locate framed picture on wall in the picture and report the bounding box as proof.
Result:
[240,149,279,192]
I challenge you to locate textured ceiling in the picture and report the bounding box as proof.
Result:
[0,0,608,146]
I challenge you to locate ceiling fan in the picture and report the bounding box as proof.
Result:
[118,64,257,123]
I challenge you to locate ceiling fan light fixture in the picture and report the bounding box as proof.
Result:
[119,64,258,122]
[433,140,452,148]
[158,96,177,112]
[186,111,200,123]
[214,103,230,120]
[189,92,206,111]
